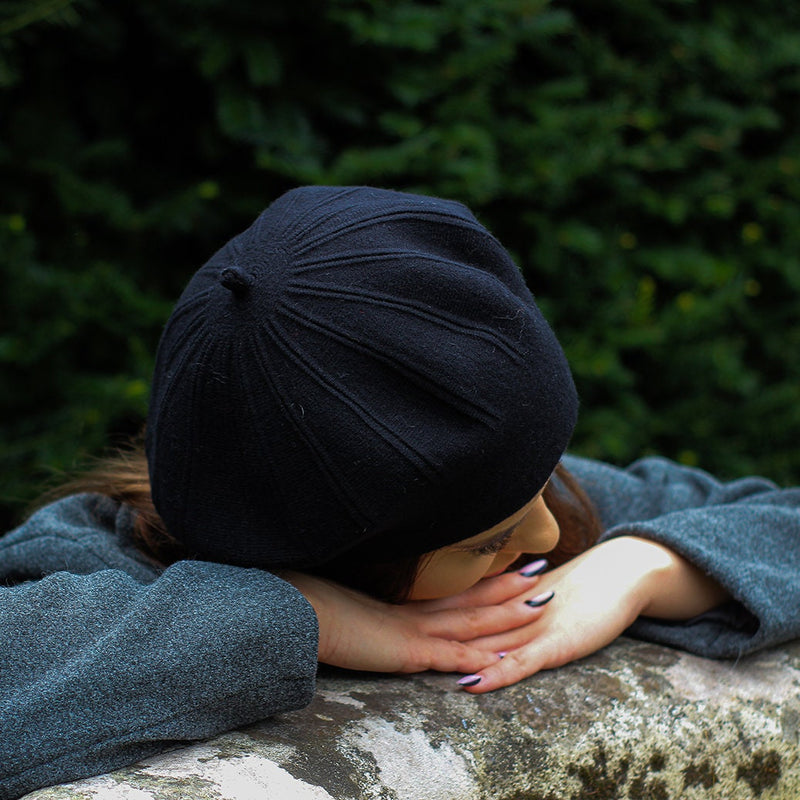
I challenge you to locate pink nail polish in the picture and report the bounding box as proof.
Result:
[525,589,555,608]
[518,559,548,577]
[497,651,508,659]
[457,674,482,687]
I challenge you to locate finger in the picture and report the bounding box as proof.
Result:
[416,594,550,641]
[395,640,503,675]
[413,562,547,611]
[463,615,548,653]
[457,588,555,647]
[457,635,572,693]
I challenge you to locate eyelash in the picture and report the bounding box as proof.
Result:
[472,532,514,556]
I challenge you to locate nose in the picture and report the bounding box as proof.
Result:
[508,496,560,554]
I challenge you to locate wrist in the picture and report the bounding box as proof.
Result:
[277,570,326,658]
[598,536,678,617]
[609,535,729,619]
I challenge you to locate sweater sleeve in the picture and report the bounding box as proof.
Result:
[561,454,800,659]
[0,499,319,799]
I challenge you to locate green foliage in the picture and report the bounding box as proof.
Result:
[2,0,800,528]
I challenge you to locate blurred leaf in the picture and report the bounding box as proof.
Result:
[2,0,800,531]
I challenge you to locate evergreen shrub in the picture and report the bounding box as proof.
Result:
[2,0,799,529]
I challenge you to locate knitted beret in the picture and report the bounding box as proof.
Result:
[146,186,577,568]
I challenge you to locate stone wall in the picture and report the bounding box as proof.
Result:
[25,638,800,799]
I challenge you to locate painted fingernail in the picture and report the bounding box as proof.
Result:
[457,675,482,687]
[518,559,548,577]
[497,652,508,659]
[524,590,555,608]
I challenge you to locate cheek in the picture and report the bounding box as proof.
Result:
[407,553,492,600]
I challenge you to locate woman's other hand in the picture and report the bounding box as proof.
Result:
[455,536,729,693]
[281,568,551,676]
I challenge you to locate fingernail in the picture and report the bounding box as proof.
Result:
[497,651,507,659]
[518,559,548,577]
[525,590,555,608]
[457,674,482,687]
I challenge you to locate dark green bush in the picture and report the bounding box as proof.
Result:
[2,0,800,530]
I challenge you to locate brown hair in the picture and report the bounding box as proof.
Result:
[44,436,602,600]
[37,433,188,565]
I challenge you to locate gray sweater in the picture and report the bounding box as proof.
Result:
[2,455,799,798]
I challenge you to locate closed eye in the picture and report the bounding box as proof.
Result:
[469,529,515,556]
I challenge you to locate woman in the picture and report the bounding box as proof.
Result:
[2,186,798,798]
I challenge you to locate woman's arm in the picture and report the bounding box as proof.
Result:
[451,535,730,693]
[283,568,557,674]
[618,536,730,620]
[0,493,553,796]
[453,455,800,693]
[566,454,800,656]
[0,560,319,799]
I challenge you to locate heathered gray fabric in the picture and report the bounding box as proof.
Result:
[564,454,800,657]
[2,457,799,798]
[0,494,318,800]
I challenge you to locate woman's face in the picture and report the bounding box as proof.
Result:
[407,489,560,600]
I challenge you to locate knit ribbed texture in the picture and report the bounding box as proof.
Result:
[146,186,577,568]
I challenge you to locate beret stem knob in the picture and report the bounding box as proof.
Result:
[219,266,253,295]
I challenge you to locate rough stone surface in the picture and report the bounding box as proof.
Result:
[24,638,800,799]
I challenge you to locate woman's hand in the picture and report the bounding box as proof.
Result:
[281,569,552,676]
[456,536,730,693]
